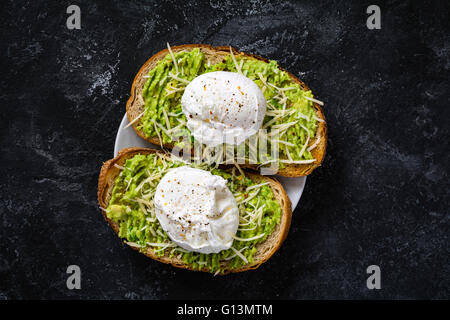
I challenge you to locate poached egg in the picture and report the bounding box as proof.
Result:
[154,166,239,254]
[181,71,266,147]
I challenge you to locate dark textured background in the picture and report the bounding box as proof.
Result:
[0,0,449,299]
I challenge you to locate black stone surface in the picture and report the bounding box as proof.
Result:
[0,0,449,299]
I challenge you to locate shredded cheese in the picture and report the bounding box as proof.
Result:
[257,159,277,167]
[232,233,265,242]
[246,182,269,191]
[237,188,260,205]
[298,124,311,158]
[125,177,133,192]
[153,120,164,149]
[313,115,325,123]
[167,122,185,134]
[285,144,293,162]
[162,107,171,131]
[304,96,324,106]
[257,72,270,90]
[257,207,263,226]
[148,226,157,237]
[308,135,321,152]
[263,115,281,129]
[159,75,168,86]
[126,241,143,248]
[229,46,242,74]
[156,229,166,238]
[166,42,179,75]
[154,243,177,252]
[124,111,145,129]
[168,72,190,84]
[146,241,174,247]
[165,86,185,97]
[273,139,295,147]
[227,247,249,264]
[247,204,265,226]
[154,120,171,138]
[167,111,183,117]
[279,87,296,91]
[296,112,310,122]
[272,120,298,129]
[266,108,295,118]
[279,159,316,164]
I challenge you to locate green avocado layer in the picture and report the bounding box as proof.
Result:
[106,153,282,274]
[137,48,318,168]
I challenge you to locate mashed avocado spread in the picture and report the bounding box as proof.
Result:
[138,48,319,168]
[106,153,282,274]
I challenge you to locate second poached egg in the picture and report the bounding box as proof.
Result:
[154,166,239,254]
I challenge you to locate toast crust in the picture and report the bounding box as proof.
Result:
[98,147,292,274]
[126,44,327,177]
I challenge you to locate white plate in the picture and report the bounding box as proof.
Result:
[114,114,306,210]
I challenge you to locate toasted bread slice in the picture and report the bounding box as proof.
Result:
[98,147,292,274]
[126,44,327,177]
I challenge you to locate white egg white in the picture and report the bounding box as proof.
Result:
[181,71,266,147]
[154,166,239,254]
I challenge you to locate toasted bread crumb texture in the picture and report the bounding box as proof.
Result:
[102,151,283,274]
[134,46,321,170]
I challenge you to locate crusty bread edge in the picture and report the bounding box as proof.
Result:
[97,147,292,274]
[125,44,327,177]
